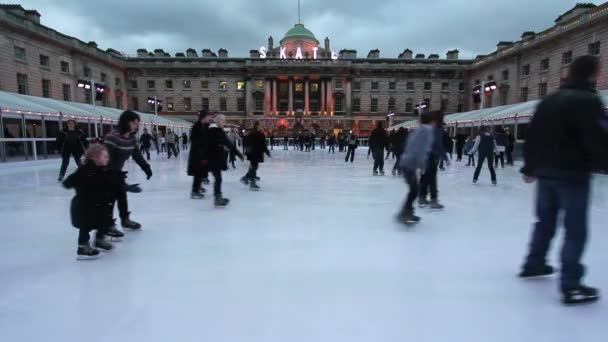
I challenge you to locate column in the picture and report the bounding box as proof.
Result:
[245,79,252,116]
[304,79,310,115]
[326,79,334,115]
[320,80,326,113]
[345,79,352,115]
[288,78,294,115]
[264,79,272,115]
[272,79,278,114]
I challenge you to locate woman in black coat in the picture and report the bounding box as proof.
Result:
[63,144,141,259]
[241,121,271,190]
[188,111,213,199]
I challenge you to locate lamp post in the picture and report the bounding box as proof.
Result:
[147,96,163,134]
[472,80,497,127]
[415,102,428,121]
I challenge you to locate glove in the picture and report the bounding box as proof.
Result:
[143,167,153,180]
[125,184,142,193]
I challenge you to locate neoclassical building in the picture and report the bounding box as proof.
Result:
[1,2,607,136]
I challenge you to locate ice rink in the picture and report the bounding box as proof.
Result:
[1,147,607,342]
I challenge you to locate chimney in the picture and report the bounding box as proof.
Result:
[154,49,165,57]
[367,49,380,58]
[87,41,98,48]
[415,54,425,59]
[24,10,41,24]
[106,48,123,57]
[218,49,228,58]
[268,36,274,51]
[164,52,171,57]
[186,48,198,57]
[428,54,440,60]
[201,49,215,58]
[175,52,185,58]
[250,49,260,58]
[521,31,535,40]
[339,49,357,59]
[325,37,330,52]
[148,52,154,57]
[446,49,459,60]
[497,41,513,50]
[398,49,413,59]
[3,5,26,18]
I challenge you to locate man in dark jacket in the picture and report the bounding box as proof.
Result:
[188,110,213,199]
[181,132,188,151]
[369,122,388,175]
[241,121,271,191]
[345,132,358,163]
[505,128,515,166]
[519,56,608,305]
[57,120,88,181]
[139,128,152,161]
[455,133,467,162]
[327,134,336,154]
[104,111,152,231]
[391,127,407,175]
[419,112,448,209]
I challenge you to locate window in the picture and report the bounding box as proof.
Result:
[335,80,343,89]
[83,67,91,78]
[131,97,139,111]
[388,98,396,112]
[457,104,464,112]
[389,82,397,91]
[129,80,138,89]
[237,81,246,90]
[487,75,494,81]
[500,89,508,106]
[16,73,28,94]
[101,73,107,82]
[406,82,415,91]
[202,97,210,111]
[440,99,448,112]
[295,83,303,92]
[14,46,25,61]
[166,97,174,112]
[254,94,263,111]
[61,61,70,73]
[115,95,123,109]
[538,83,548,97]
[335,94,344,112]
[184,97,192,112]
[502,69,509,81]
[370,98,378,112]
[63,84,71,101]
[255,80,264,89]
[201,80,209,89]
[353,81,361,90]
[147,80,156,89]
[237,97,246,111]
[588,41,601,56]
[115,78,122,88]
[459,82,465,91]
[85,89,92,104]
[522,64,530,76]
[540,58,549,72]
[219,81,227,90]
[352,98,361,112]
[183,80,191,89]
[405,101,413,113]
[42,79,51,98]
[441,82,449,91]
[520,87,529,102]
[474,79,480,85]
[562,51,573,65]
[424,82,432,91]
[311,83,319,92]
[39,54,50,68]
[220,98,227,112]
[371,81,379,90]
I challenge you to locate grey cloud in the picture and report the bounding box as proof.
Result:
[14,0,604,58]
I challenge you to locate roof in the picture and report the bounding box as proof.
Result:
[0,91,190,127]
[280,23,319,45]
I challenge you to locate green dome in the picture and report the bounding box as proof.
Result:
[281,23,319,45]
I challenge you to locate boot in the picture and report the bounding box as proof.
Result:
[121,213,142,230]
[373,171,379,176]
[202,178,210,185]
[214,195,230,208]
[379,170,385,176]
[191,191,205,199]
[240,177,250,186]
[105,222,124,241]
[429,199,445,210]
[249,181,260,191]
[418,198,430,208]
[519,265,554,278]
[397,210,421,225]
[57,175,64,182]
[77,244,100,260]
[392,169,397,176]
[562,285,600,305]
[94,237,114,251]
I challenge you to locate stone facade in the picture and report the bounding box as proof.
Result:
[1,3,607,135]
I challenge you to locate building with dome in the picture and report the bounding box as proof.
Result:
[0,2,607,138]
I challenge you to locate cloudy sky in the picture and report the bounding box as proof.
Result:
[10,0,604,58]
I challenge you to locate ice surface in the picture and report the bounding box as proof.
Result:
[0,148,607,342]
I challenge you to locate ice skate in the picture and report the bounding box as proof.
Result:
[202,178,210,185]
[397,210,421,225]
[392,169,397,176]
[373,171,379,176]
[191,191,205,199]
[77,244,100,260]
[249,182,260,191]
[492,180,498,186]
[121,213,142,230]
[418,198,430,208]
[562,285,600,305]
[240,177,250,186]
[214,196,230,208]
[519,265,554,278]
[94,238,114,252]
[429,200,444,210]
[379,170,385,176]
[472,179,478,184]
[106,224,124,241]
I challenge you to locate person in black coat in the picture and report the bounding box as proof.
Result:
[327,134,336,154]
[391,127,407,175]
[283,136,289,150]
[63,144,141,259]
[469,126,497,185]
[139,128,152,161]
[241,121,271,191]
[519,56,608,305]
[57,119,88,182]
[205,114,243,207]
[505,128,515,165]
[439,126,453,170]
[345,132,358,163]
[455,133,467,162]
[181,132,188,151]
[369,122,388,175]
[188,110,213,199]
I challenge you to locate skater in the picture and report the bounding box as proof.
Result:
[397,111,437,225]
[338,133,346,152]
[505,127,515,166]
[311,132,316,150]
[56,119,88,182]
[418,112,448,209]
[181,132,188,151]
[455,133,467,162]
[304,133,312,152]
[166,129,178,158]
[152,130,160,154]
[63,144,142,259]
[494,127,507,168]
[519,55,607,305]
[205,114,244,207]
[188,110,213,199]
[345,131,358,163]
[320,134,326,149]
[227,128,240,169]
[464,135,476,167]
[385,130,394,160]
[269,134,275,150]
[283,136,289,150]
[391,127,407,175]
[139,128,152,161]
[369,122,388,176]
[241,121,271,191]
[328,134,336,154]
[104,110,153,231]
[469,126,497,185]
[438,125,452,171]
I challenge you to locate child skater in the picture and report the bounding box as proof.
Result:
[63,144,141,259]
